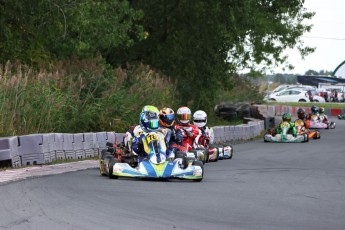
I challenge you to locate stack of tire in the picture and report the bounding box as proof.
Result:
[214,102,252,121]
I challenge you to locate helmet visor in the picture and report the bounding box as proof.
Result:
[165,113,175,121]
[178,113,190,122]
[193,119,206,123]
[147,119,159,130]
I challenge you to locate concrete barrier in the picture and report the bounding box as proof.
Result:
[0,117,266,168]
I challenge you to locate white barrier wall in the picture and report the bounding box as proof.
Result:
[0,120,264,168]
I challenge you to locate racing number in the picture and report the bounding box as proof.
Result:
[146,133,158,143]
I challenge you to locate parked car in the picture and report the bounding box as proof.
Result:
[286,86,325,103]
[265,88,310,102]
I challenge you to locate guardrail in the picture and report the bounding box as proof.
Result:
[0,120,264,168]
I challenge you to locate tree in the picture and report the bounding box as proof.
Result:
[108,0,314,109]
[0,0,145,63]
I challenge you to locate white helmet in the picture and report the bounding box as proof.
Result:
[177,106,191,125]
[193,110,207,128]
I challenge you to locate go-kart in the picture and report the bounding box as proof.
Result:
[264,121,309,143]
[99,131,203,182]
[192,132,233,162]
[309,114,335,129]
[294,119,320,139]
[206,144,233,161]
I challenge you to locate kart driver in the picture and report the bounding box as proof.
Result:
[274,113,297,137]
[132,110,161,161]
[294,108,310,132]
[174,106,200,151]
[306,105,319,120]
[123,105,159,152]
[158,107,183,160]
[192,110,214,148]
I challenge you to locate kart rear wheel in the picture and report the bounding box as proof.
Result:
[195,148,207,164]
[192,161,203,182]
[108,157,119,179]
[175,151,188,169]
[100,155,114,176]
[100,149,112,160]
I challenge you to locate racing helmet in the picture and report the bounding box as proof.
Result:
[159,107,175,127]
[297,108,306,119]
[319,107,325,114]
[142,105,159,116]
[193,110,207,128]
[177,106,192,125]
[282,113,291,122]
[139,111,159,132]
[311,105,319,115]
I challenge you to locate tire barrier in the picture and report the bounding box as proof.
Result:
[214,102,252,121]
[0,120,264,168]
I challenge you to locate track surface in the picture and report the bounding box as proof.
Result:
[1,118,345,230]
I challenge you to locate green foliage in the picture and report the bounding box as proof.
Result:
[0,0,144,63]
[0,60,180,136]
[107,0,314,109]
[0,0,316,134]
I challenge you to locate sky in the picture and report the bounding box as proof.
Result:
[272,0,345,75]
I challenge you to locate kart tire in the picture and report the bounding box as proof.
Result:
[108,157,118,179]
[175,151,188,169]
[100,155,114,176]
[214,148,219,162]
[100,149,112,160]
[195,148,207,164]
[205,149,209,163]
[304,134,309,142]
[192,161,203,182]
[189,150,199,161]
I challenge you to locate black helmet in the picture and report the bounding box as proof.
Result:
[311,105,319,114]
[297,108,306,119]
[282,113,291,122]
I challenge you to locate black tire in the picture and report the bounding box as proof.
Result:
[195,148,207,164]
[175,151,188,169]
[304,134,309,142]
[189,150,198,160]
[100,149,112,160]
[219,111,237,121]
[175,151,187,159]
[108,157,118,179]
[205,149,209,163]
[100,155,114,176]
[192,161,203,182]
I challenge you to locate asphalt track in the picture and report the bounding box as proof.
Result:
[1,118,345,230]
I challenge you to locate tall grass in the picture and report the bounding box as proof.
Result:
[0,58,179,136]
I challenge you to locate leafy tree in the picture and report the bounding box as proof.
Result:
[108,0,314,110]
[0,0,145,63]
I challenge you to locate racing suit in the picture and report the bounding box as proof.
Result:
[132,130,166,163]
[174,123,200,151]
[319,112,329,124]
[123,125,144,152]
[276,121,297,137]
[195,126,214,148]
[158,125,183,159]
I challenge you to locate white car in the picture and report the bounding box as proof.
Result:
[266,88,311,102]
[287,86,326,102]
